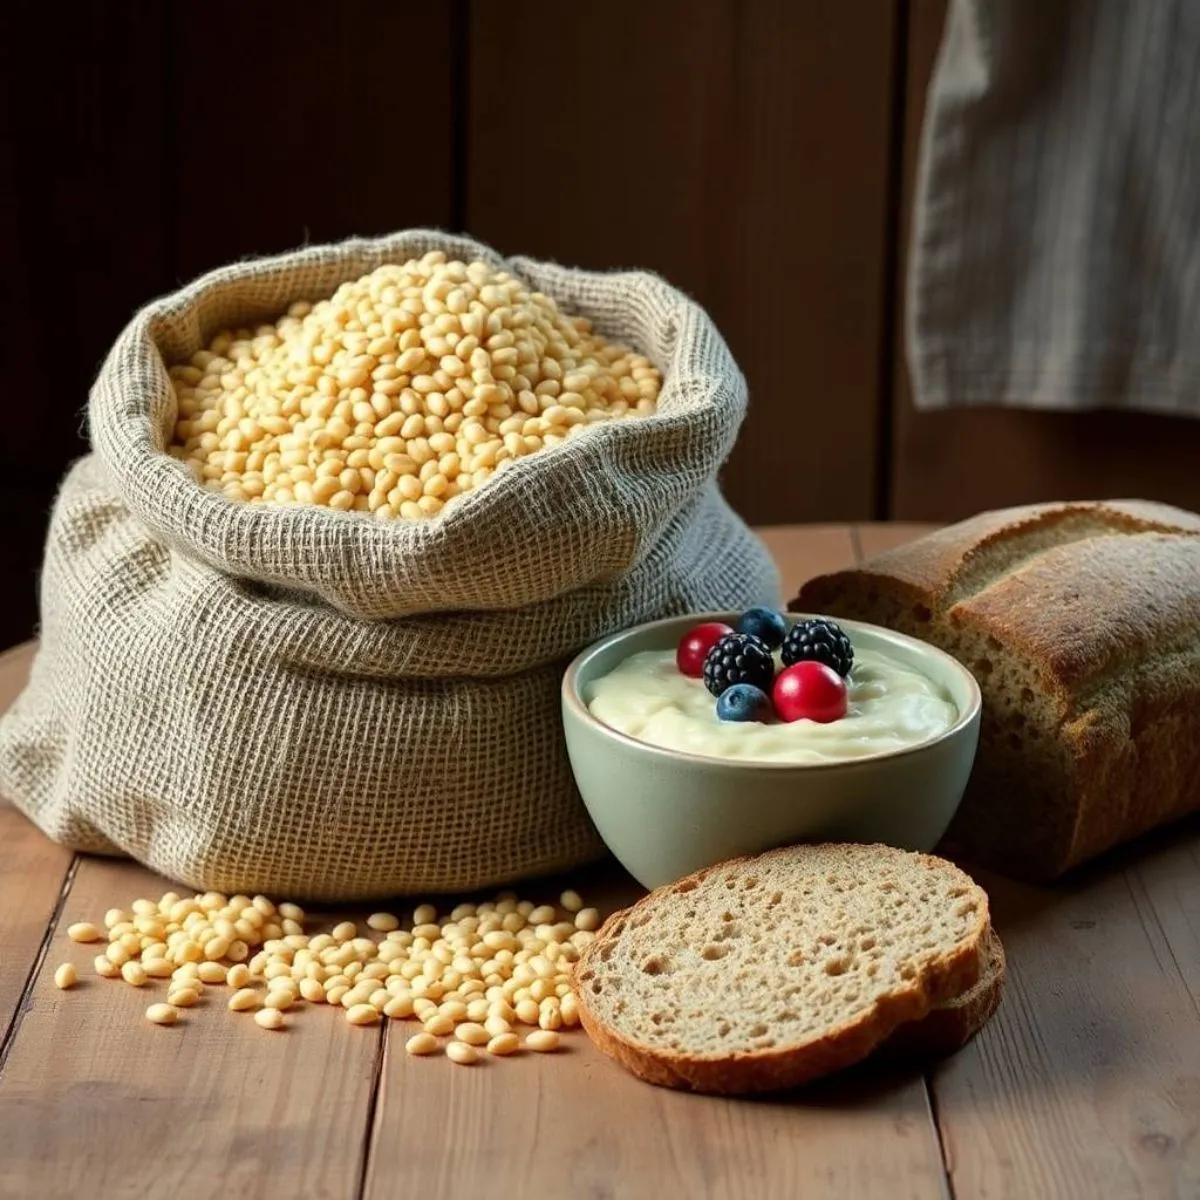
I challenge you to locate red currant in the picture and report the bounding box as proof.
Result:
[675,622,734,677]
[772,661,849,724]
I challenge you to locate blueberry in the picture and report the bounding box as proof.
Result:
[716,683,773,723]
[737,606,788,650]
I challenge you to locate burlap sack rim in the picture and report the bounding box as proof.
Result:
[88,230,746,619]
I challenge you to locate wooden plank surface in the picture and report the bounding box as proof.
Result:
[930,835,1200,1200]
[468,0,898,527]
[757,525,859,597]
[0,646,75,1048]
[0,854,383,1200]
[365,1033,948,1200]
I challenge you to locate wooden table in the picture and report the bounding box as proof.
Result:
[1,523,1197,1200]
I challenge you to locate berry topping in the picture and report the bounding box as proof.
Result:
[676,622,735,678]
[736,606,788,650]
[773,661,849,724]
[702,632,775,698]
[715,683,773,723]
[781,617,854,677]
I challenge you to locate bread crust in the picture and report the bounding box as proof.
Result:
[877,929,1005,1060]
[573,845,991,1095]
[794,500,1200,880]
[800,501,1200,625]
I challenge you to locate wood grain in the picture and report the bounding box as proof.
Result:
[0,808,73,1056]
[168,2,456,284]
[366,1043,947,1200]
[889,0,1200,522]
[928,835,1200,1200]
[0,3,170,647]
[468,0,898,527]
[757,525,858,596]
[361,865,950,1200]
[0,645,73,1045]
[0,855,383,1200]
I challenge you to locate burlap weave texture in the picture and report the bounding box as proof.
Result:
[0,231,779,900]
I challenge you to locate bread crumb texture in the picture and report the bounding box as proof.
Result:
[575,843,988,1093]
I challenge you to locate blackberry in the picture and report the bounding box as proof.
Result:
[780,618,853,677]
[702,632,775,698]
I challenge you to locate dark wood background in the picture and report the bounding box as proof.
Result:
[3,0,1199,646]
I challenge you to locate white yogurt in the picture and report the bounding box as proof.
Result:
[585,646,958,763]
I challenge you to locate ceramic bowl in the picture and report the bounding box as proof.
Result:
[561,612,981,889]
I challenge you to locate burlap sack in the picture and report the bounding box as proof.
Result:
[0,230,779,901]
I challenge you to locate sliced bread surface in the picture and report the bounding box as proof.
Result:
[877,927,1005,1060]
[574,843,990,1094]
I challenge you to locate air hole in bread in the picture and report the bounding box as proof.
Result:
[1020,686,1034,705]
[768,892,783,907]
[701,944,729,961]
[777,1010,797,1022]
[630,913,651,928]
[899,964,916,980]
[674,880,698,894]
[721,910,735,922]
[716,1019,731,1037]
[860,936,876,951]
[599,944,615,962]
[819,933,837,946]
[743,877,759,890]
[824,958,847,976]
[590,979,604,994]
[788,950,805,967]
[974,657,993,677]
[913,603,931,623]
[749,1023,769,1038]
[987,636,1003,652]
[642,956,667,975]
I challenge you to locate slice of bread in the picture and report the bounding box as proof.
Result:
[876,927,1005,1060]
[574,843,990,1094]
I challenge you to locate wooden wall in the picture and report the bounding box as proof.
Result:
[2,0,1198,646]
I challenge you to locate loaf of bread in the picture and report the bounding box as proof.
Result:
[795,500,1200,881]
